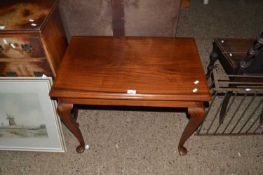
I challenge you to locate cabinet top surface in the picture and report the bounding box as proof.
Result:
[0,0,57,31]
[51,37,210,101]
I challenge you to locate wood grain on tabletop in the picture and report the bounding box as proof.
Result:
[52,36,210,101]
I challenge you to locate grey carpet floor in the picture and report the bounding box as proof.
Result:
[0,0,263,174]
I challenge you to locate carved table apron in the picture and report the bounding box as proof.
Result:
[50,36,211,155]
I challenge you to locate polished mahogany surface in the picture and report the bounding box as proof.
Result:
[50,36,210,155]
[51,36,210,102]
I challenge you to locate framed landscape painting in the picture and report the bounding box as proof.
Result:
[0,77,65,152]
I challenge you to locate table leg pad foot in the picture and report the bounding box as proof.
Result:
[178,146,188,156]
[76,145,85,153]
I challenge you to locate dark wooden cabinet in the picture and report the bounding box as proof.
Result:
[0,0,67,77]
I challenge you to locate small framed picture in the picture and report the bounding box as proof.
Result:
[0,77,66,152]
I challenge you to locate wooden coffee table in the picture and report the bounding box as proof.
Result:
[50,36,211,155]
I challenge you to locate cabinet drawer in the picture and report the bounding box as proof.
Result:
[0,58,52,76]
[0,36,53,76]
[0,36,45,59]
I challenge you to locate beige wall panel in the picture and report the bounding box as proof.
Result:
[124,0,181,36]
[59,0,113,39]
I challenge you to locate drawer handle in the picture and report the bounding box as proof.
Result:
[6,72,17,77]
[34,72,44,77]
[21,44,32,53]
[0,45,3,53]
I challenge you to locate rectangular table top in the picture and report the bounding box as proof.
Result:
[50,36,210,102]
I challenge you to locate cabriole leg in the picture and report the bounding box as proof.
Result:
[178,105,205,156]
[57,102,85,153]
